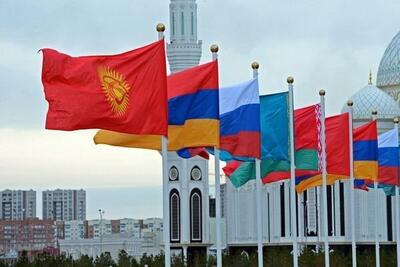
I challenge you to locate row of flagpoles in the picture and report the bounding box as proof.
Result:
[39,22,400,267]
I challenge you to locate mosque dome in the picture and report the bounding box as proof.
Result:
[377,31,400,88]
[342,83,400,120]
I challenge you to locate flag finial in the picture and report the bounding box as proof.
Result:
[210,44,219,53]
[156,23,166,32]
[368,70,373,85]
[251,61,259,70]
[319,89,326,96]
[347,100,353,107]
[287,76,294,84]
[394,117,399,124]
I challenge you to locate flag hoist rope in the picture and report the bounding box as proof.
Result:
[372,110,380,267]
[252,61,264,267]
[288,76,299,267]
[319,89,330,267]
[211,44,223,267]
[157,23,171,267]
[347,100,357,267]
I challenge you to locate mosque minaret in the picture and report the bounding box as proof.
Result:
[167,0,202,73]
[165,0,212,262]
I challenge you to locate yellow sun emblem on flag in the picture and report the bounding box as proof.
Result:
[98,66,131,117]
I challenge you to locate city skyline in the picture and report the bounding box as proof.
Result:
[1,0,400,219]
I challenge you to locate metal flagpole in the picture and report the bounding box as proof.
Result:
[211,44,223,267]
[347,100,357,267]
[394,117,400,267]
[288,76,299,267]
[157,23,171,267]
[253,61,264,267]
[319,89,330,267]
[372,110,380,267]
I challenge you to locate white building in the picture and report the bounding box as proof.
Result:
[0,189,36,220]
[60,234,160,261]
[143,217,163,233]
[64,220,85,240]
[119,218,141,237]
[42,189,86,221]
[87,219,112,239]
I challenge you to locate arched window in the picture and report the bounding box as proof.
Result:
[170,189,180,242]
[190,189,202,242]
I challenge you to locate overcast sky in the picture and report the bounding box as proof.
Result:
[0,0,399,219]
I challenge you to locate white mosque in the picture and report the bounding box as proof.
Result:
[165,0,400,258]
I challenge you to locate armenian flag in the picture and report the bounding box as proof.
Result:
[353,120,378,182]
[94,60,219,151]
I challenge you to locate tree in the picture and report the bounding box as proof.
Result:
[117,250,131,267]
[76,254,94,267]
[94,252,116,267]
[16,251,30,267]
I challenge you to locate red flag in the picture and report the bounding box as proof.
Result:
[41,40,167,135]
[296,113,350,192]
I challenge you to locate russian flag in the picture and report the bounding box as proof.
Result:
[219,78,261,159]
[378,127,399,186]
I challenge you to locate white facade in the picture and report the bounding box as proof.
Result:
[0,189,36,220]
[42,189,86,221]
[225,179,395,246]
[143,217,163,233]
[64,220,85,240]
[119,218,141,237]
[60,233,162,260]
[88,219,112,239]
[168,153,210,247]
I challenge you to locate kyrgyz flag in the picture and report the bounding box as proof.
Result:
[41,40,168,135]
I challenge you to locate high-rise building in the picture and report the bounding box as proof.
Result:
[42,189,86,221]
[0,189,36,220]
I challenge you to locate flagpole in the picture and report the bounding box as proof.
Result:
[157,23,171,267]
[347,100,357,267]
[319,89,330,267]
[372,110,380,267]
[394,117,400,267]
[211,44,222,267]
[288,76,299,267]
[253,61,264,267]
